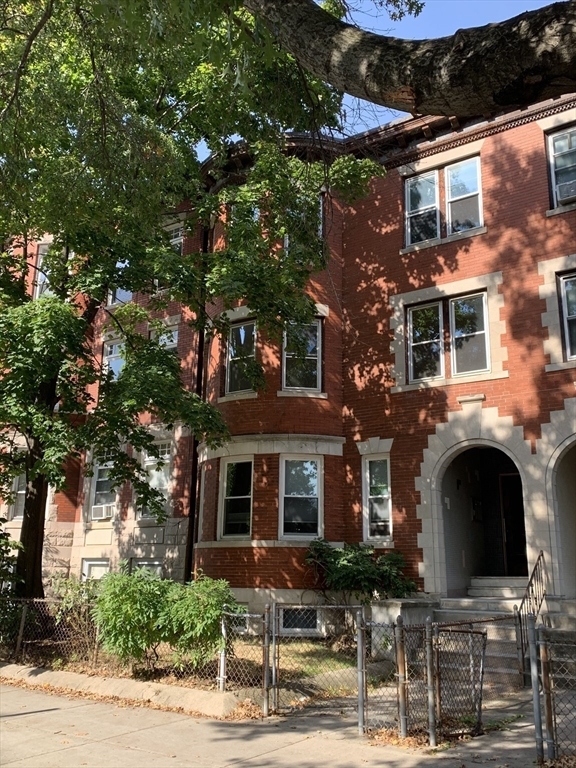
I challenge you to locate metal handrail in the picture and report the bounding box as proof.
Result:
[515,550,546,666]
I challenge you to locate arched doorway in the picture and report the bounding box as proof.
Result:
[554,442,576,598]
[441,447,528,597]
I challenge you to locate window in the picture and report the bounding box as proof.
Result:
[81,559,110,580]
[283,321,321,391]
[34,244,52,298]
[549,127,576,206]
[408,293,489,381]
[280,456,322,537]
[140,442,171,518]
[406,171,439,245]
[363,457,391,539]
[9,474,26,519]
[405,157,482,246]
[560,273,576,360]
[446,158,482,235]
[168,224,185,256]
[221,459,252,537]
[130,559,163,576]
[103,340,124,379]
[226,321,255,394]
[150,327,178,351]
[280,607,319,636]
[108,261,132,305]
[91,453,116,521]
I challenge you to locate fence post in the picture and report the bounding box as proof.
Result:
[15,602,28,660]
[425,617,437,748]
[528,613,544,764]
[218,613,227,692]
[433,623,441,722]
[271,603,278,713]
[538,626,556,761]
[356,609,365,736]
[262,605,271,717]
[395,615,408,739]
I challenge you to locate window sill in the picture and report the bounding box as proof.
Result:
[218,391,258,403]
[364,540,395,549]
[198,539,327,548]
[545,359,576,372]
[400,226,487,255]
[546,202,576,217]
[85,520,114,529]
[391,369,509,393]
[277,390,327,399]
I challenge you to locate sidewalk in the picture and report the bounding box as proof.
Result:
[1,671,539,768]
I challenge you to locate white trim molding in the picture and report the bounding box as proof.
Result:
[198,434,345,463]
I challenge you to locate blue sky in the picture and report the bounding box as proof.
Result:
[343,0,554,132]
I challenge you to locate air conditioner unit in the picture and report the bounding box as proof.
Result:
[557,179,576,205]
[91,504,114,521]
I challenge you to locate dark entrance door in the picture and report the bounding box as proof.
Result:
[499,473,528,577]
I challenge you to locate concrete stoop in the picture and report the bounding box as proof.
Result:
[0,662,239,719]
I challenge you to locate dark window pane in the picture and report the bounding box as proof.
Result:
[567,317,576,358]
[449,197,481,232]
[282,608,317,630]
[447,160,479,198]
[227,359,252,393]
[369,496,391,537]
[283,498,318,534]
[565,278,576,316]
[285,357,318,389]
[223,497,251,535]
[226,462,252,497]
[409,210,438,243]
[285,325,318,356]
[230,323,254,358]
[411,305,440,343]
[412,341,442,380]
[369,460,388,496]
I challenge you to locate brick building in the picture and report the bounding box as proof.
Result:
[4,95,575,614]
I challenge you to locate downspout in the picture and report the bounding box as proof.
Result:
[183,223,211,582]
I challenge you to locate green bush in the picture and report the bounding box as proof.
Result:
[93,570,238,669]
[0,517,22,595]
[305,539,416,604]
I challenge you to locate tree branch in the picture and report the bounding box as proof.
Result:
[243,0,576,117]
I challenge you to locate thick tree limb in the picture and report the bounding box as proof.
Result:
[244,0,576,117]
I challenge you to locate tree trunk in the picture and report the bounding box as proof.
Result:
[244,0,576,117]
[15,441,49,598]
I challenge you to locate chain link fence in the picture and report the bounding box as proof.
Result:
[533,625,576,761]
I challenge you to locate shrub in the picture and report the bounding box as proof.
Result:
[94,570,238,669]
[305,539,416,604]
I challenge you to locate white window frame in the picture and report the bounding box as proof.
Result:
[449,292,490,376]
[107,261,133,306]
[407,292,490,383]
[405,170,439,246]
[549,126,576,208]
[167,223,185,256]
[150,326,178,351]
[279,606,321,636]
[103,339,124,380]
[139,441,172,519]
[362,455,392,541]
[560,272,576,360]
[445,157,483,236]
[219,456,253,540]
[34,244,51,299]
[408,302,444,382]
[9,474,26,520]
[279,454,323,540]
[81,558,110,580]
[225,321,256,395]
[282,320,321,392]
[90,453,117,521]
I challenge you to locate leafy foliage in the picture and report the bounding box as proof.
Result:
[305,538,416,604]
[93,571,238,669]
[0,518,22,594]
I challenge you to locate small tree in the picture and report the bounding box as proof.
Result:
[305,538,415,605]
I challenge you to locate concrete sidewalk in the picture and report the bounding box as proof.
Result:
[1,680,539,768]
